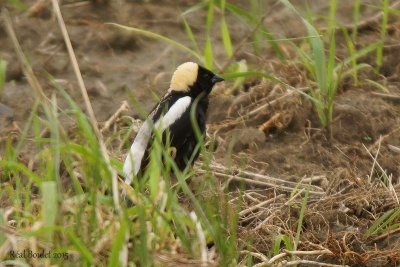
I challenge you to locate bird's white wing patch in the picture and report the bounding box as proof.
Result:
[155,96,191,130]
[123,96,192,184]
[123,119,152,185]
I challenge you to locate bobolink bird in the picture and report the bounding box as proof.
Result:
[123,62,224,185]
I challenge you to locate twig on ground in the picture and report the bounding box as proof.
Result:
[239,194,285,217]
[258,112,283,133]
[267,252,287,265]
[302,175,326,183]
[208,162,324,193]
[282,260,349,267]
[101,100,129,133]
[240,250,269,263]
[244,192,262,203]
[387,144,400,154]
[371,92,400,101]
[368,136,382,184]
[199,169,324,195]
[372,227,400,242]
[283,249,333,256]
[254,212,277,231]
[284,188,305,206]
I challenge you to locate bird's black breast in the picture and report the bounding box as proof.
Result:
[168,97,208,170]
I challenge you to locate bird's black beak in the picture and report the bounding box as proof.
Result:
[211,74,224,84]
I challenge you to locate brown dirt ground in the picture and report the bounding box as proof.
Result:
[1,0,400,266]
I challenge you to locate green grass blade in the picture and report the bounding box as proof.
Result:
[41,181,58,241]
[376,0,389,68]
[259,28,285,59]
[228,60,247,94]
[342,28,359,84]
[226,3,284,58]
[108,218,128,267]
[326,32,336,102]
[327,0,337,89]
[107,23,202,62]
[306,24,326,91]
[281,0,326,89]
[271,234,293,256]
[328,0,338,35]
[225,3,254,22]
[204,37,214,69]
[294,187,309,251]
[14,100,39,156]
[366,208,400,236]
[206,0,214,30]
[181,15,201,54]
[220,18,233,57]
[334,43,379,73]
[48,95,61,182]
[66,230,95,264]
[203,0,215,69]
[365,79,389,93]
[137,204,149,266]
[0,59,6,97]
[0,209,6,245]
[181,1,207,16]
[0,160,42,185]
[352,0,361,41]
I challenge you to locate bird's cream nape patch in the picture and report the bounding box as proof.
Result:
[169,62,199,92]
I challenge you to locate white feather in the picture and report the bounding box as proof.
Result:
[122,119,152,185]
[155,96,191,130]
[123,96,192,184]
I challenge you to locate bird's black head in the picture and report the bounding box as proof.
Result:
[169,62,224,97]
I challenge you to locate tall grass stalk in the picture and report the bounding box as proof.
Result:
[376,0,389,68]
[0,59,6,98]
[351,0,361,41]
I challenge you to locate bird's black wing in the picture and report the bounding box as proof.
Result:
[148,92,188,123]
[138,91,190,173]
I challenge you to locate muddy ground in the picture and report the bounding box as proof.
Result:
[1,0,400,266]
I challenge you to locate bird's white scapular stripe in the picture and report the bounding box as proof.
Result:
[123,119,152,184]
[169,62,198,92]
[155,96,192,130]
[123,96,192,184]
